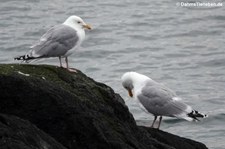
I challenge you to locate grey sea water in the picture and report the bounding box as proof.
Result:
[0,0,225,148]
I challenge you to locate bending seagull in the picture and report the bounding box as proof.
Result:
[14,15,91,72]
[121,72,207,129]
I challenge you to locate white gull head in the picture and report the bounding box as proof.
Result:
[63,15,91,31]
[121,72,150,97]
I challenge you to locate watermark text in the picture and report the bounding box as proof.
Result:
[176,2,223,7]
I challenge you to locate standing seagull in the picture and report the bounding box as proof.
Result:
[14,15,91,72]
[121,72,207,129]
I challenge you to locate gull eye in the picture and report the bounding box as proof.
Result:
[77,21,81,24]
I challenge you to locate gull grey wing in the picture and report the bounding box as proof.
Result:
[28,24,78,58]
[138,81,189,116]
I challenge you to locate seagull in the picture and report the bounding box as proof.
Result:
[121,72,207,129]
[14,15,91,72]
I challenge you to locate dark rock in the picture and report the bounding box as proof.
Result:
[0,64,208,149]
[0,113,66,149]
[142,127,207,149]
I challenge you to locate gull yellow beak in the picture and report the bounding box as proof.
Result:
[83,24,92,30]
[128,89,133,97]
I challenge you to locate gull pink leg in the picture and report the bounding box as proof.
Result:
[65,57,77,73]
[157,116,163,129]
[65,57,69,69]
[59,56,63,67]
[151,116,157,128]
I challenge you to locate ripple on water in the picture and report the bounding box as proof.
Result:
[198,58,225,67]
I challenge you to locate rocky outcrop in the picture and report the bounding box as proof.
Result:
[0,113,66,149]
[0,64,208,149]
